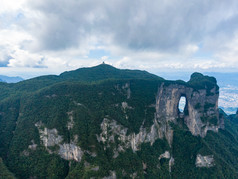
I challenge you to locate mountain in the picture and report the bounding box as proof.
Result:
[0,158,15,179]
[0,64,238,178]
[0,75,23,83]
[156,71,238,115]
[60,64,163,82]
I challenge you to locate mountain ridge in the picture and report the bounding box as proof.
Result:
[60,64,164,81]
[0,65,237,178]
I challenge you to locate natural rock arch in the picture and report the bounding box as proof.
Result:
[155,79,223,141]
[178,95,187,117]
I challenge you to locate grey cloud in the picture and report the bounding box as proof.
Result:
[0,57,11,67]
[26,0,238,53]
[0,46,12,67]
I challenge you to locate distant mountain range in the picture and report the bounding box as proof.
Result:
[0,75,23,83]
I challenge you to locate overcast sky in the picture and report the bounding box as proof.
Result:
[0,0,238,78]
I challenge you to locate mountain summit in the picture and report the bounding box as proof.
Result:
[60,64,163,81]
[0,66,237,178]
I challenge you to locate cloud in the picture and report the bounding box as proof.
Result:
[0,0,27,13]
[7,49,46,68]
[26,0,238,52]
[0,0,238,77]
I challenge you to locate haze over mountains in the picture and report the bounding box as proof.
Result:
[0,75,23,83]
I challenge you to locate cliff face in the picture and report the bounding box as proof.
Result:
[35,122,84,162]
[97,118,162,153]
[156,81,223,141]
[95,74,223,163]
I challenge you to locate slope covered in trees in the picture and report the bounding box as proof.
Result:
[0,64,237,178]
[0,158,15,179]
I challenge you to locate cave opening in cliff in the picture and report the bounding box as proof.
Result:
[178,96,186,113]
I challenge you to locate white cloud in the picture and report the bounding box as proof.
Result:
[7,49,44,67]
[0,0,26,13]
[0,0,238,77]
[215,32,238,66]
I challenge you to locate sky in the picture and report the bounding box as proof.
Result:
[0,0,238,79]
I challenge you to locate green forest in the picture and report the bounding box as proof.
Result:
[0,64,238,178]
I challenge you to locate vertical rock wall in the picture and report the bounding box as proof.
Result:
[155,74,223,139]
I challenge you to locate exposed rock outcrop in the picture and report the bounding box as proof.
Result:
[35,122,62,147]
[156,75,223,139]
[159,151,170,160]
[28,140,37,150]
[169,157,174,172]
[196,154,215,167]
[35,122,83,162]
[67,111,74,130]
[122,83,131,99]
[97,118,164,153]
[158,151,174,172]
[58,143,83,162]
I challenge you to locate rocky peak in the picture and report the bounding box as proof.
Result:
[156,73,223,138]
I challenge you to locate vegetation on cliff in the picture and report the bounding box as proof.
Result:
[0,158,15,179]
[0,64,237,178]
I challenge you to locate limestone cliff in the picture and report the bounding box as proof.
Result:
[35,122,83,162]
[97,73,223,153]
[96,118,163,153]
[156,73,223,139]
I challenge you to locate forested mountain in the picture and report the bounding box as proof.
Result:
[0,64,237,178]
[0,158,15,179]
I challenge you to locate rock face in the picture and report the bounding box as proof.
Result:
[35,122,62,147]
[156,81,223,138]
[97,118,164,153]
[28,140,37,150]
[159,151,170,160]
[196,154,214,167]
[35,122,83,162]
[169,157,174,172]
[67,111,74,130]
[58,143,83,162]
[158,151,174,172]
